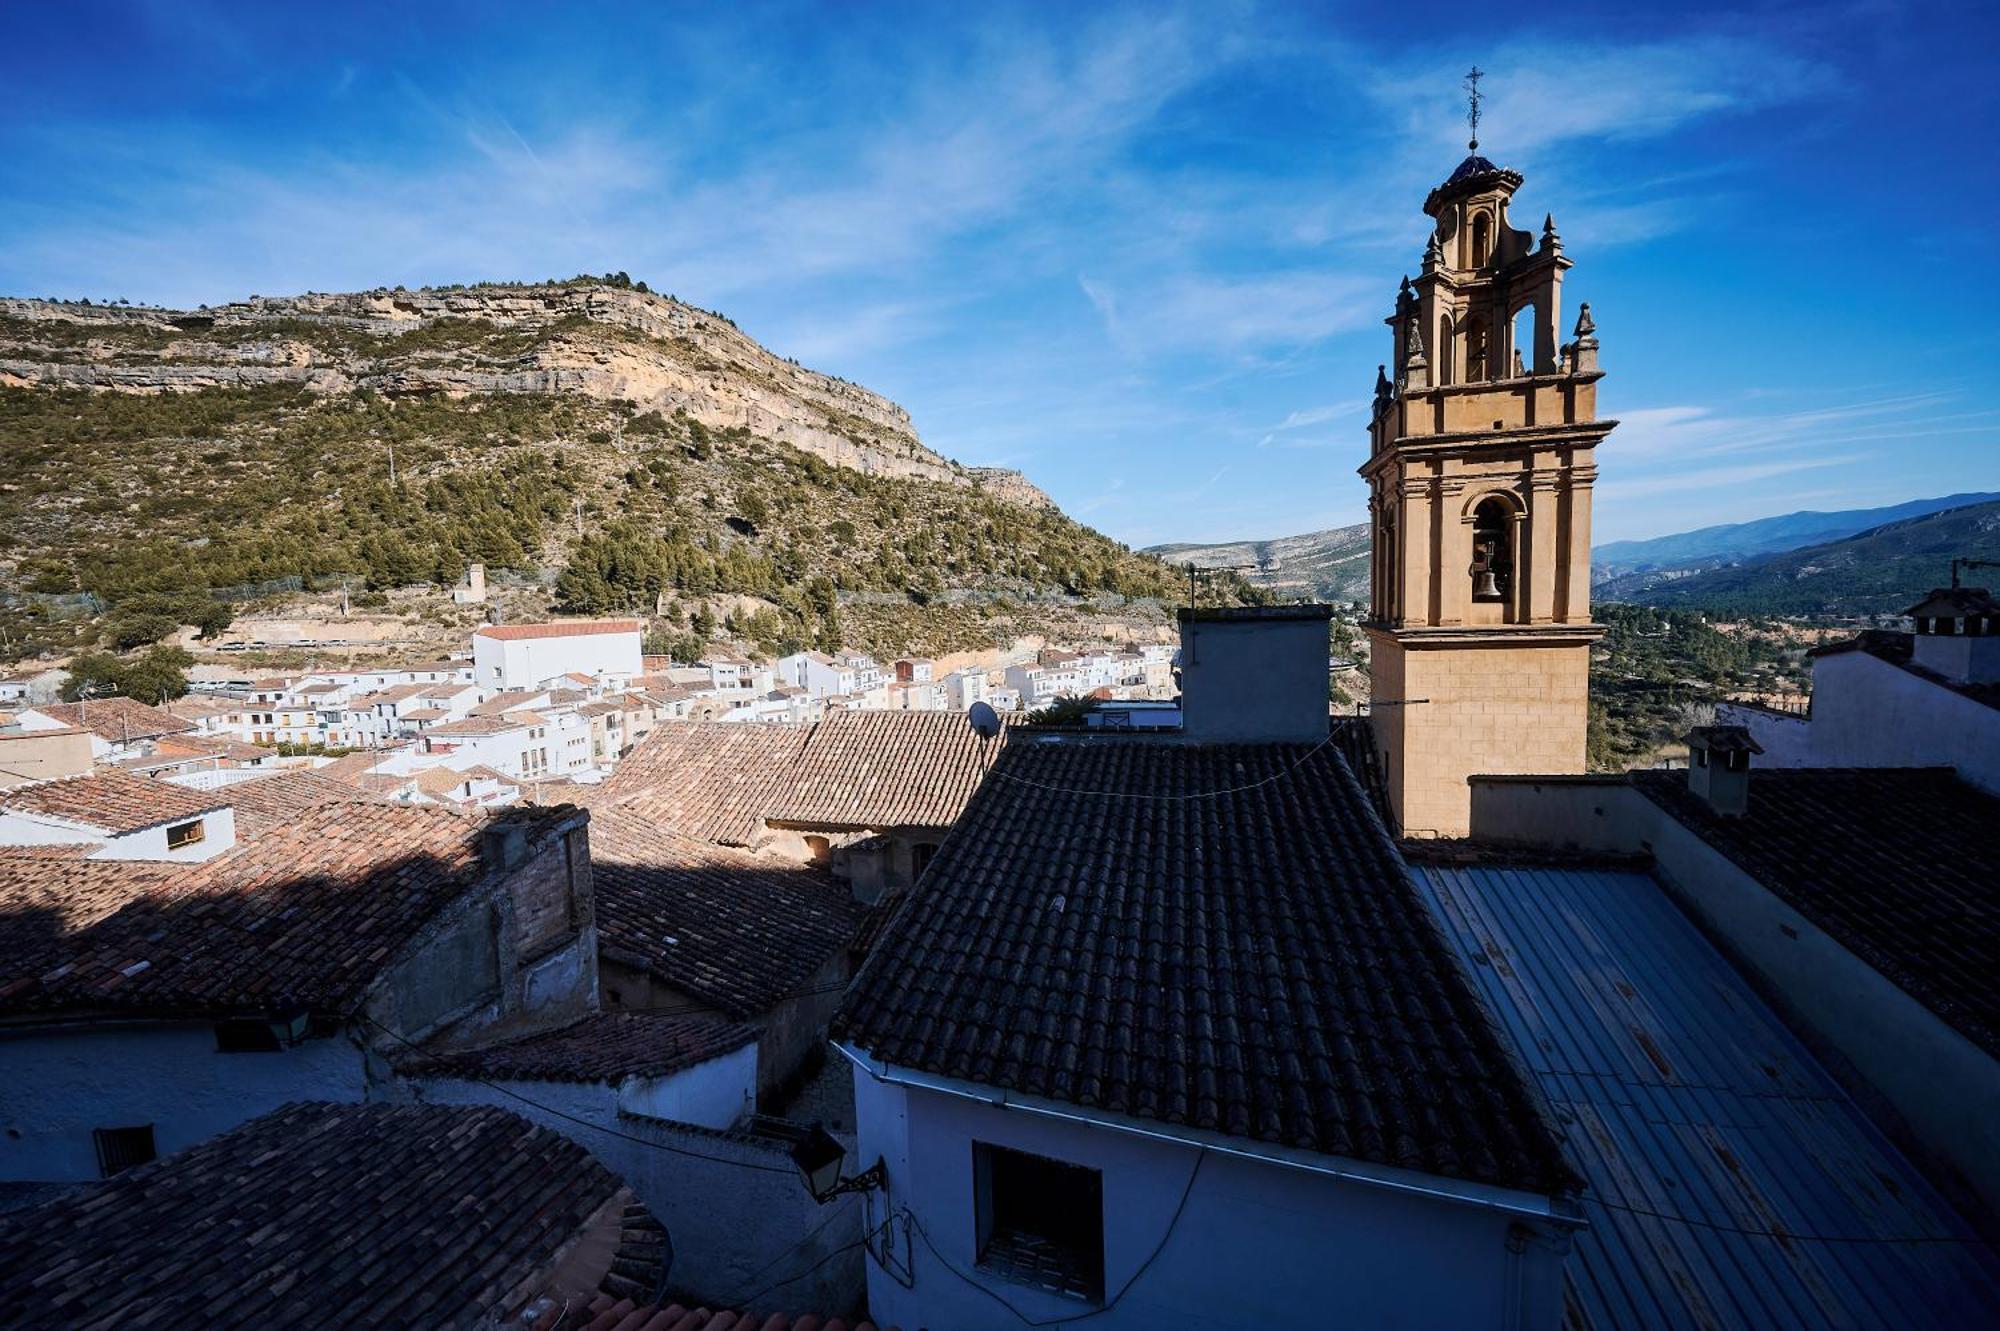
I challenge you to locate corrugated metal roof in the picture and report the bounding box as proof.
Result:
[1416,863,2000,1330]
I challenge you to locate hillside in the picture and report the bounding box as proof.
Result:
[1593,491,2000,581]
[1146,523,1371,602]
[1597,499,2000,616]
[0,280,1191,664]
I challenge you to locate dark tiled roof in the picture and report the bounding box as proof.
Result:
[0,1101,630,1330]
[400,1011,757,1083]
[836,735,1580,1196]
[771,709,1013,828]
[222,769,390,838]
[546,1296,899,1331]
[0,770,225,835]
[1685,724,1762,754]
[1904,586,2000,618]
[1632,767,2000,1056]
[588,722,811,846]
[30,697,194,742]
[0,802,581,1017]
[591,807,863,1019]
[1811,628,2000,711]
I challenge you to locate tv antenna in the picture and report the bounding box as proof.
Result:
[1950,556,2000,589]
[1182,561,1258,608]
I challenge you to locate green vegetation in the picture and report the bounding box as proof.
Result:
[61,645,193,704]
[1586,603,1806,769]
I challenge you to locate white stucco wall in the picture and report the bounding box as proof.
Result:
[0,1023,367,1182]
[0,807,236,861]
[1727,652,2000,795]
[474,631,642,692]
[619,1043,758,1128]
[847,1057,1571,1331]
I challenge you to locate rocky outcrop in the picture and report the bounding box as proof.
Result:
[0,287,1052,505]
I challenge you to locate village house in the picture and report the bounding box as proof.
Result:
[0,768,236,861]
[0,665,70,707]
[943,665,988,710]
[835,606,1586,1330]
[15,697,196,764]
[472,619,643,692]
[0,718,92,789]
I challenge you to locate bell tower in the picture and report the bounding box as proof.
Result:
[1361,101,1613,835]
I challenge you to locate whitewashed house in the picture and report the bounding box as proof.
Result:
[472,620,642,692]
[944,667,988,711]
[834,609,1582,1329]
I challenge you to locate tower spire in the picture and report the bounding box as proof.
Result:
[1463,65,1485,151]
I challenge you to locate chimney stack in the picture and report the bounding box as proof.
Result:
[1176,605,1333,744]
[1684,725,1761,817]
[1905,587,2000,685]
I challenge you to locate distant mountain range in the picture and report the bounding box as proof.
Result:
[1145,524,1371,603]
[1147,491,2000,616]
[1593,499,2000,617]
[1593,492,2000,581]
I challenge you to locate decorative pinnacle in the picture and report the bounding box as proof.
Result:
[1574,302,1596,340]
[1464,66,1484,151]
[1542,212,1560,246]
[1422,233,1442,271]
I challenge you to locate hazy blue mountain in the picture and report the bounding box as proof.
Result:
[1592,492,2000,579]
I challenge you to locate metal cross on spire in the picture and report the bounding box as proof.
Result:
[1463,65,1485,151]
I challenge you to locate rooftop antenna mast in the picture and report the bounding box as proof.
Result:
[1463,65,1485,151]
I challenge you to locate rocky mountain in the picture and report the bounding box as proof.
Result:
[1595,499,2000,616]
[0,279,1188,664]
[1146,523,1371,603]
[1593,491,2000,583]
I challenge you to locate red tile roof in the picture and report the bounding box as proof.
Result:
[399,1011,757,1083]
[427,713,534,737]
[223,769,390,838]
[475,619,642,641]
[588,722,812,847]
[769,709,1013,829]
[0,802,584,1017]
[591,807,864,1019]
[30,697,194,743]
[0,770,226,835]
[0,1101,642,1329]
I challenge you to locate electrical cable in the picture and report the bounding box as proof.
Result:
[732,1218,888,1310]
[899,1146,1207,1328]
[724,1191,859,1302]
[1584,1190,1997,1248]
[358,1013,795,1174]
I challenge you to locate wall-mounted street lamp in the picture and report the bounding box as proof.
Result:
[789,1123,886,1204]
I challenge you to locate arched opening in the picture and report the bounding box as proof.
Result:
[1465,317,1490,383]
[1470,497,1514,605]
[1509,303,1535,377]
[1439,314,1456,385]
[1471,213,1492,267]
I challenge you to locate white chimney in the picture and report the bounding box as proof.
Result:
[1685,724,1760,818]
[1906,587,2000,685]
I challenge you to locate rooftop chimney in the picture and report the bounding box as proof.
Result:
[1684,724,1761,817]
[1905,587,2000,685]
[1176,605,1333,744]
[480,816,532,873]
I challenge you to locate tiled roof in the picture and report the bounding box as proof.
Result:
[772,710,1011,828]
[546,1296,898,1331]
[30,697,193,742]
[427,713,532,737]
[1810,628,2000,711]
[0,1101,635,1330]
[0,802,580,1017]
[314,747,407,787]
[222,769,390,837]
[1632,767,2000,1055]
[592,807,864,1019]
[473,690,545,715]
[475,619,642,641]
[1904,586,2000,618]
[400,1011,757,1083]
[588,722,812,846]
[0,770,225,835]
[152,733,275,763]
[835,735,1581,1197]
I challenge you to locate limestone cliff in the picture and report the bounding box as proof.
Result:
[0,284,1051,506]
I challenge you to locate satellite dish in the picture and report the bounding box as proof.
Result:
[967,701,1002,739]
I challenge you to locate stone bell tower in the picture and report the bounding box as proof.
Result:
[1360,127,1614,835]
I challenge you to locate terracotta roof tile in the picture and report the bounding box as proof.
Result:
[0,801,581,1017]
[399,1011,757,1083]
[588,722,811,847]
[0,770,225,835]
[475,619,642,641]
[834,735,1581,1197]
[29,697,194,743]
[428,713,534,737]
[592,808,863,1019]
[224,769,391,837]
[1632,766,2000,1055]
[0,1101,633,1329]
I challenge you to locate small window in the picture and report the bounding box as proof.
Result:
[975,1142,1105,1302]
[214,1018,282,1053]
[913,842,940,880]
[1471,212,1492,266]
[93,1124,156,1177]
[166,820,205,850]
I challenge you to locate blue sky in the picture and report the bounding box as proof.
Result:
[5,1,1997,546]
